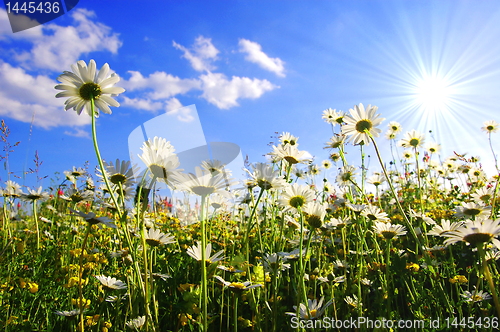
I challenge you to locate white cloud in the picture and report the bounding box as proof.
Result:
[165,98,194,122]
[12,8,121,71]
[173,36,219,72]
[121,96,164,112]
[64,128,90,138]
[0,62,90,129]
[199,72,278,109]
[165,97,183,113]
[239,39,286,77]
[122,70,201,100]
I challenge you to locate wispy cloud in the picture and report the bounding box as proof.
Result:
[239,39,285,77]
[173,36,219,72]
[63,127,90,138]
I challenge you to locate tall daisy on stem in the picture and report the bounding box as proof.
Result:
[481,120,500,217]
[341,104,426,255]
[342,103,385,194]
[55,59,125,216]
[55,59,126,331]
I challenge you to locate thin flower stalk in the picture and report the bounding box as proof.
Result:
[367,130,429,259]
[77,223,91,332]
[200,193,209,332]
[477,244,500,318]
[90,98,122,217]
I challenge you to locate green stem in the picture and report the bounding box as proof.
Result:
[90,98,122,217]
[369,135,423,254]
[200,194,209,332]
[488,132,499,173]
[477,244,500,318]
[78,223,92,332]
[243,189,264,262]
[32,200,40,250]
[140,214,153,331]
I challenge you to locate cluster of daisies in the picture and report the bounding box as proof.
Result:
[3,59,500,330]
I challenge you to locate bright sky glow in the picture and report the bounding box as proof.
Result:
[1,1,500,188]
[414,75,455,112]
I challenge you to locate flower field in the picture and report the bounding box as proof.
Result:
[1,60,500,331]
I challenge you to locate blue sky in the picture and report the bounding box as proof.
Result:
[1,0,500,190]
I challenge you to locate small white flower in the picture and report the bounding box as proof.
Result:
[145,228,176,247]
[94,275,127,290]
[186,241,225,263]
[126,316,146,329]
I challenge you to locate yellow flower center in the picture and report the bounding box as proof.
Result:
[284,156,299,164]
[79,82,102,101]
[472,295,483,302]
[381,231,397,240]
[146,239,161,247]
[355,120,372,133]
[463,233,492,246]
[110,173,127,185]
[307,215,322,228]
[289,196,305,208]
[463,208,481,216]
[229,282,247,289]
[409,138,420,147]
[306,309,318,319]
[258,179,272,190]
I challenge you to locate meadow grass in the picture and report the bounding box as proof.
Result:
[1,63,500,331]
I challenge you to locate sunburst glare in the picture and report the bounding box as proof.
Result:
[336,1,500,175]
[414,74,455,113]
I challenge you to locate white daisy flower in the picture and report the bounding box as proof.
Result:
[126,316,146,329]
[442,219,500,249]
[214,276,263,291]
[286,297,332,319]
[461,289,492,302]
[398,130,425,148]
[373,221,407,240]
[145,228,176,247]
[481,120,500,133]
[244,162,286,191]
[94,275,127,290]
[186,241,225,263]
[341,103,384,145]
[278,183,315,212]
[55,59,125,117]
[322,108,345,125]
[279,132,299,146]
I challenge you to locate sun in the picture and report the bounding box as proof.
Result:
[414,75,454,112]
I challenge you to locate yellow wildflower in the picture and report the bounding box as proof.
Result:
[27,282,39,293]
[449,275,468,284]
[405,262,420,272]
